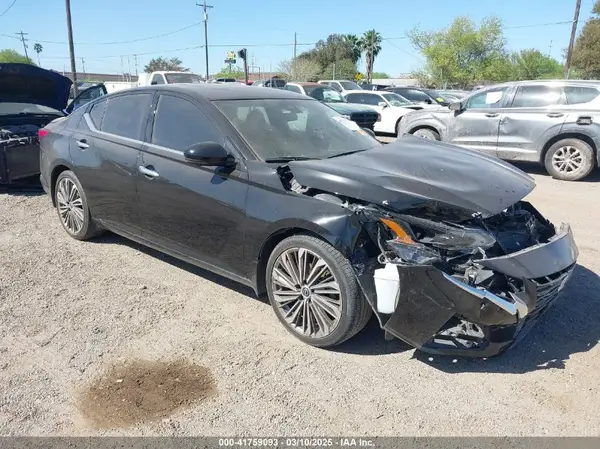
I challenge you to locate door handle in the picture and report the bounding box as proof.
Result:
[139,165,159,178]
[485,112,499,118]
[76,139,89,149]
[547,112,564,118]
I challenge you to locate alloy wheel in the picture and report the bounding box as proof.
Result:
[552,145,583,174]
[56,177,85,234]
[271,247,342,339]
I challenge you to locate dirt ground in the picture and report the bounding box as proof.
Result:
[1,164,599,437]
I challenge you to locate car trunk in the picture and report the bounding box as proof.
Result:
[0,114,62,183]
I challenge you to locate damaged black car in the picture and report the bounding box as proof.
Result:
[39,84,579,357]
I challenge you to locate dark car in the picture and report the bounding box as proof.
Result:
[358,83,389,91]
[0,63,106,187]
[284,82,380,131]
[39,84,578,357]
[384,86,442,106]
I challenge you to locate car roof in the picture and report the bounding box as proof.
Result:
[295,82,324,87]
[126,83,306,101]
[475,79,600,89]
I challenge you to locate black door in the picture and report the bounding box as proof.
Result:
[69,92,153,235]
[137,93,250,279]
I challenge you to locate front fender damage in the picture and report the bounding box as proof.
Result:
[277,165,579,358]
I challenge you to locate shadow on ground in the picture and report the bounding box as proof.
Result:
[90,234,599,373]
[512,162,600,183]
[0,176,45,196]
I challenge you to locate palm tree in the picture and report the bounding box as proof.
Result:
[33,43,43,66]
[361,30,382,83]
[344,34,363,65]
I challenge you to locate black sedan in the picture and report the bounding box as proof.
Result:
[39,84,579,357]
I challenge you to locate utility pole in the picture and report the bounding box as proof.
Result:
[81,58,85,77]
[65,0,78,96]
[197,0,213,81]
[134,54,139,77]
[565,0,582,79]
[16,31,29,60]
[292,32,297,80]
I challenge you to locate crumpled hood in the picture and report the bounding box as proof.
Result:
[0,63,73,111]
[288,135,536,218]
[327,102,378,115]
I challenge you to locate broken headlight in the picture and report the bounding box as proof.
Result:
[379,216,496,265]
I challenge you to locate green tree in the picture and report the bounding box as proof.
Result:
[571,0,600,78]
[213,67,245,80]
[278,58,321,81]
[371,72,390,79]
[320,59,356,81]
[0,49,35,65]
[362,30,382,83]
[510,49,563,80]
[33,43,43,66]
[408,16,508,87]
[144,56,187,73]
[344,34,363,64]
[299,34,355,68]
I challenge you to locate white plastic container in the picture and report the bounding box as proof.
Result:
[373,263,401,314]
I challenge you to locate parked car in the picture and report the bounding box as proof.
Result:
[384,86,441,106]
[318,80,363,94]
[284,82,380,131]
[252,78,287,88]
[398,80,600,181]
[439,89,470,99]
[358,83,389,91]
[343,90,423,135]
[39,84,578,357]
[0,63,102,186]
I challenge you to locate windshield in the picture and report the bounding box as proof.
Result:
[423,89,449,103]
[381,93,412,107]
[214,98,380,161]
[340,81,362,90]
[165,73,203,84]
[304,86,345,103]
[395,89,432,103]
[0,102,62,116]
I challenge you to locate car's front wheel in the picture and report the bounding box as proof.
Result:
[266,234,371,348]
[54,170,100,240]
[544,138,595,181]
[412,128,440,141]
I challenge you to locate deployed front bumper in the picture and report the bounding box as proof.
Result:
[358,223,579,358]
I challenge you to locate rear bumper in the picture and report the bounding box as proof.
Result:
[359,223,579,358]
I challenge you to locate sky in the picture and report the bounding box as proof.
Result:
[0,0,596,78]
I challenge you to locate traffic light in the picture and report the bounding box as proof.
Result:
[237,48,247,60]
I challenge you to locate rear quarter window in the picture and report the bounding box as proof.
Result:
[564,86,600,105]
[88,99,107,129]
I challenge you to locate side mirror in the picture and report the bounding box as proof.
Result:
[378,101,388,108]
[184,142,235,167]
[449,101,464,111]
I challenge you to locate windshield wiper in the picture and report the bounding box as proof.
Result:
[264,156,317,163]
[327,149,367,159]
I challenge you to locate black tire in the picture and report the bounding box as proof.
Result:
[544,138,595,181]
[395,118,403,137]
[412,128,440,141]
[266,234,372,348]
[54,170,101,241]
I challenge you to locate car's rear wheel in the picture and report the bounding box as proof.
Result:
[412,128,440,141]
[266,234,371,348]
[544,138,595,181]
[54,170,100,240]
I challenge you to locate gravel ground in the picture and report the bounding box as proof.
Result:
[1,166,599,437]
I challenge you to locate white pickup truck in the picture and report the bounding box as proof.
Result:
[137,71,203,86]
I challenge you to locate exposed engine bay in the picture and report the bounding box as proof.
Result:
[276,144,579,357]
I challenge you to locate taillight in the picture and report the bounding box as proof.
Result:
[38,129,48,139]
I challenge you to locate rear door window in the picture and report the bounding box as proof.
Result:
[100,93,153,140]
[511,85,563,108]
[564,86,600,105]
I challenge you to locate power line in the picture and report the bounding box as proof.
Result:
[0,0,17,19]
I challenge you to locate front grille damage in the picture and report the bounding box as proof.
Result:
[278,166,579,357]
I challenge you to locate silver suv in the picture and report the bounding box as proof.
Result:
[398,80,600,181]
